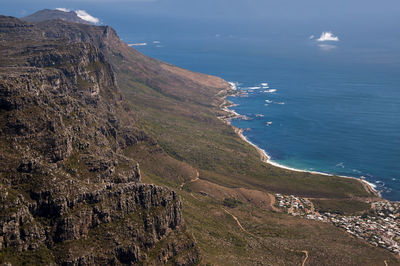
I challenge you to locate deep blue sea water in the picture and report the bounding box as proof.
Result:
[128,32,400,201]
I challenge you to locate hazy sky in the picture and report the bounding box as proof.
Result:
[3,0,399,24]
[2,0,398,37]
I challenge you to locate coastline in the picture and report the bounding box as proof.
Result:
[219,82,381,198]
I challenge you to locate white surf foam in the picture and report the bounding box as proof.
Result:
[228,82,239,90]
[244,86,262,90]
[128,43,147,47]
[363,180,377,189]
[336,162,345,168]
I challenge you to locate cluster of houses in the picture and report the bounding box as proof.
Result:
[275,194,314,216]
[274,194,400,255]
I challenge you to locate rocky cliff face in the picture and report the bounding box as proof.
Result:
[0,16,200,265]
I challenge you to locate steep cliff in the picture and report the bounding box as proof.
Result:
[0,16,199,265]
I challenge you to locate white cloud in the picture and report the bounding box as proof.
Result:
[55,8,100,24]
[317,31,339,42]
[309,35,315,40]
[75,10,100,24]
[56,8,71,12]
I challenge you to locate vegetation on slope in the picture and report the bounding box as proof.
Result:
[110,36,398,264]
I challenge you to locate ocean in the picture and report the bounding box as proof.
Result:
[128,30,400,201]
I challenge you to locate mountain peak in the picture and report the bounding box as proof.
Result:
[22,9,96,25]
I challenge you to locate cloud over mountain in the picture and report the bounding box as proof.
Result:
[317,31,339,42]
[56,8,100,24]
[56,8,71,12]
[75,10,100,23]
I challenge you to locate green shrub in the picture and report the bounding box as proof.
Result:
[223,198,242,208]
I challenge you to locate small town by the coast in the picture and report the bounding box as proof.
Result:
[275,194,400,255]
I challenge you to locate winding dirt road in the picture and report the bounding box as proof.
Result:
[301,250,309,266]
[180,170,200,190]
[223,208,246,232]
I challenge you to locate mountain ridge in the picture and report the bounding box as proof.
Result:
[22,9,92,25]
